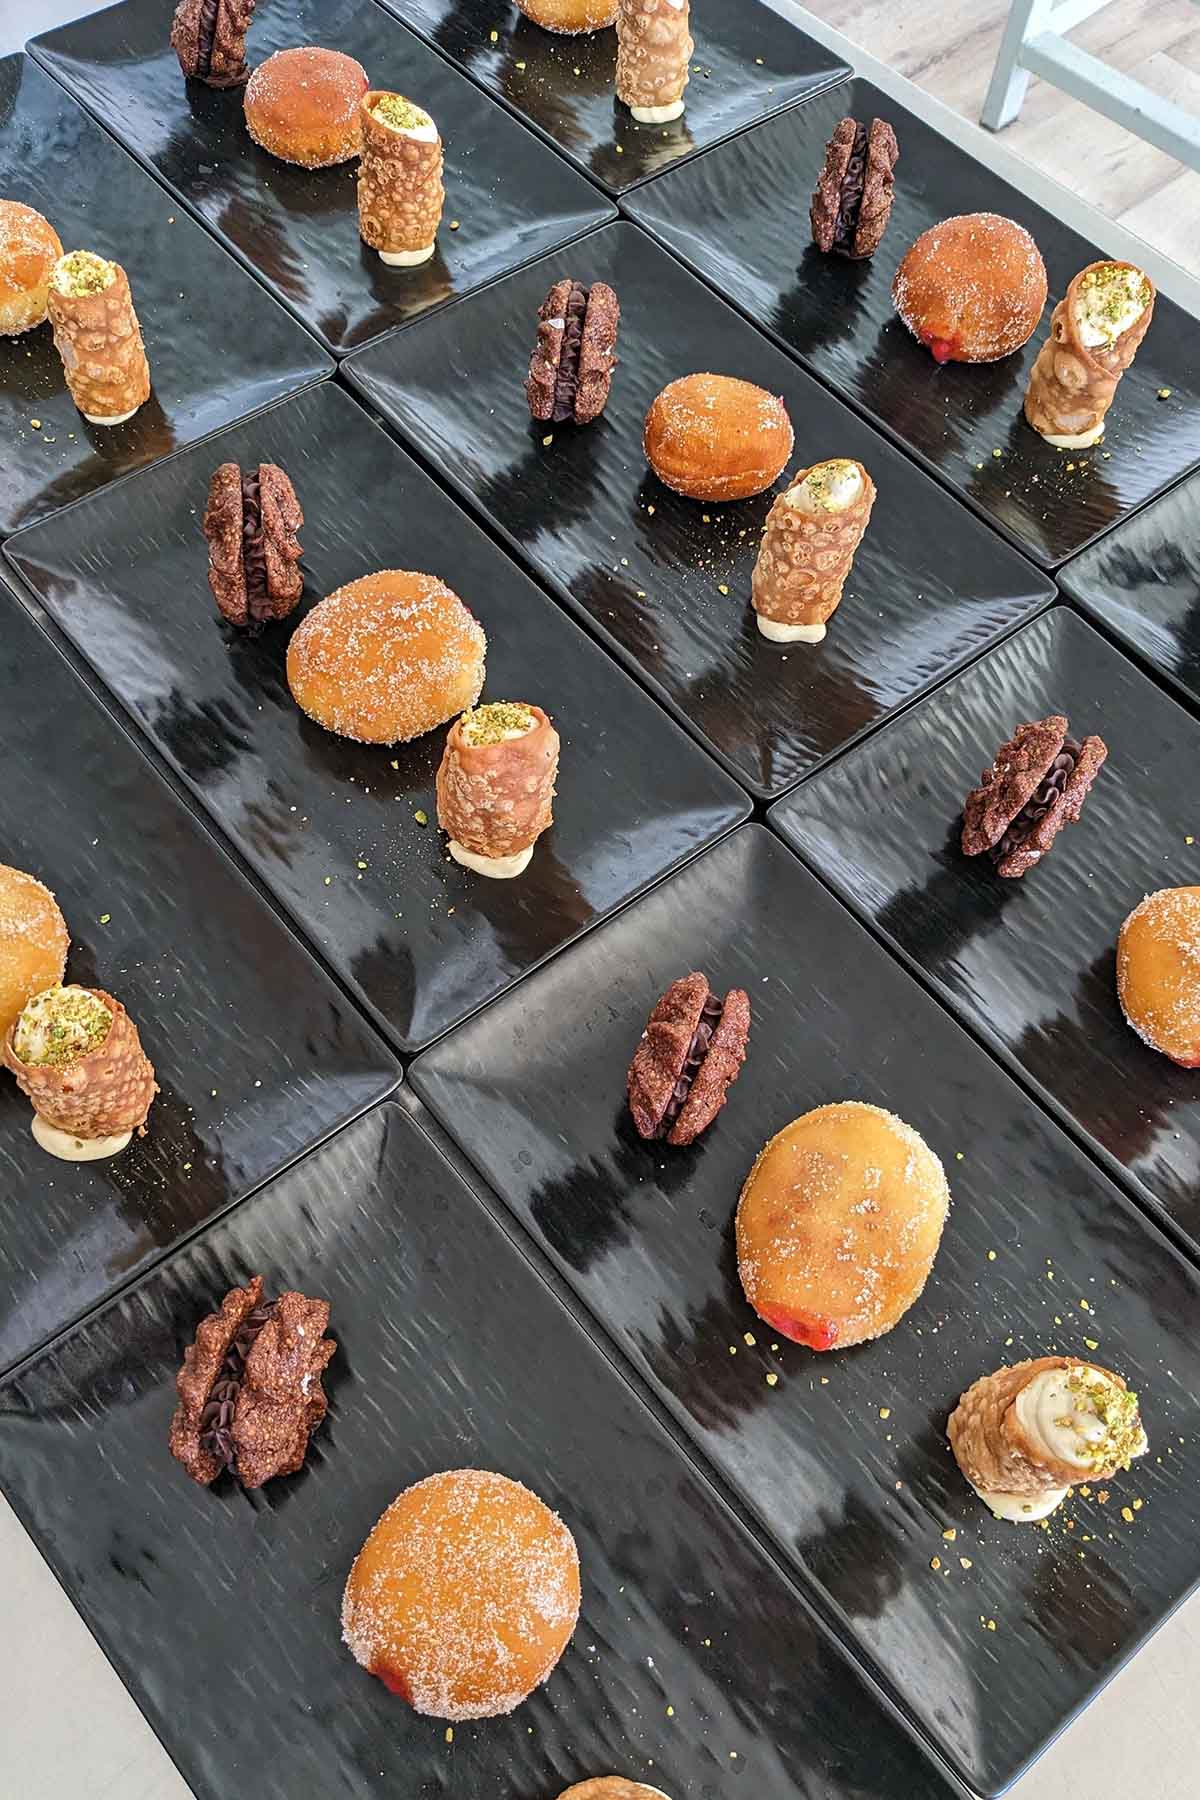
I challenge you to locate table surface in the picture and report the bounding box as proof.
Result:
[3,3,1197,1798]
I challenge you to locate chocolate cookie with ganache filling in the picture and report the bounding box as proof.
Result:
[628,971,751,1148]
[170,0,256,88]
[169,1275,336,1489]
[203,460,303,630]
[961,714,1108,879]
[526,278,621,426]
[810,116,900,260]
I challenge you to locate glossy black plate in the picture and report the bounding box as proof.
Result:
[0,577,398,1374]
[5,380,748,1053]
[769,606,1200,1255]
[411,824,1200,1797]
[378,0,849,195]
[344,220,1054,800]
[1060,470,1200,712]
[624,78,1200,569]
[0,52,331,535]
[31,0,615,357]
[0,1097,951,1800]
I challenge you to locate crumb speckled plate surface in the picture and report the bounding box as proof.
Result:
[344,220,1053,800]
[0,52,330,534]
[0,1097,951,1800]
[769,607,1200,1256]
[30,0,615,356]
[1060,471,1200,711]
[0,576,397,1374]
[377,0,849,194]
[411,824,1200,1797]
[624,79,1200,568]
[4,380,748,1053]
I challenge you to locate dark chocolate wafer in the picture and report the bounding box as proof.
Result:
[170,0,256,88]
[810,116,899,260]
[526,278,621,426]
[961,714,1108,879]
[203,460,303,630]
[627,972,751,1147]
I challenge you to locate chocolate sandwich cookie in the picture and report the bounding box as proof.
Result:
[961,713,1108,879]
[203,460,303,629]
[810,116,900,260]
[627,971,751,1148]
[169,1275,336,1489]
[170,0,257,88]
[526,278,621,426]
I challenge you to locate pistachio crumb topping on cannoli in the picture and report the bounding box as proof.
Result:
[1074,264,1152,348]
[459,702,535,746]
[51,250,117,297]
[13,985,112,1067]
[787,458,863,515]
[370,93,435,137]
[1016,1365,1147,1472]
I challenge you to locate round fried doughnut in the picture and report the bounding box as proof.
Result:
[644,373,794,502]
[287,570,486,744]
[892,212,1047,363]
[557,1783,673,1800]
[244,47,369,168]
[0,200,62,336]
[1117,887,1200,1067]
[515,0,618,28]
[341,1468,580,1719]
[0,864,69,1037]
[736,1101,950,1350]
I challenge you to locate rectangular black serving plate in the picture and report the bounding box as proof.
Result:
[344,220,1054,800]
[769,606,1200,1256]
[410,823,1200,1797]
[378,0,850,195]
[31,0,615,358]
[0,577,398,1375]
[5,379,748,1055]
[0,1097,952,1800]
[0,52,331,536]
[1059,470,1200,712]
[623,78,1200,569]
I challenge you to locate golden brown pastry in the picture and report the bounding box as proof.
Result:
[357,92,444,267]
[516,0,618,28]
[1117,886,1200,1067]
[2,984,158,1161]
[644,373,793,503]
[1024,260,1154,448]
[0,865,69,1038]
[615,0,692,123]
[47,251,150,426]
[0,200,62,336]
[436,702,559,879]
[244,47,369,168]
[751,458,876,644]
[892,212,1047,363]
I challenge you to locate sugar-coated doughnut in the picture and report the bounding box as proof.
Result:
[736,1101,950,1350]
[0,200,62,336]
[892,212,1047,364]
[0,864,69,1037]
[286,570,486,745]
[644,373,794,502]
[341,1468,580,1719]
[516,0,618,28]
[1117,887,1200,1067]
[244,47,369,168]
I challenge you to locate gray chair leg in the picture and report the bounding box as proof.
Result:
[981,0,1053,131]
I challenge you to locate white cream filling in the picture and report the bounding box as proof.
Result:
[378,244,436,267]
[82,405,140,426]
[1015,1368,1147,1470]
[1039,422,1105,449]
[971,1482,1068,1523]
[31,1116,132,1162]
[786,459,863,515]
[1075,266,1149,347]
[756,614,826,643]
[448,841,534,879]
[375,118,438,143]
[631,99,685,123]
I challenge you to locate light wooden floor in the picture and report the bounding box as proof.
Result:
[804,0,1200,277]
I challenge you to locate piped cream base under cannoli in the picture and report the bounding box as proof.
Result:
[969,1482,1069,1523]
[379,244,436,267]
[82,405,141,426]
[31,1115,132,1161]
[757,615,826,644]
[1041,423,1105,449]
[630,99,685,122]
[448,841,534,880]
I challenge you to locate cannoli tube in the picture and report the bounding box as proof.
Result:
[1023,260,1155,449]
[357,92,444,267]
[948,1355,1147,1522]
[616,0,693,123]
[436,703,559,879]
[46,253,150,426]
[751,459,875,644]
[2,988,158,1144]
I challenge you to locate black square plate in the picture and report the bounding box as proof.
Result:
[0,578,398,1374]
[344,220,1053,800]
[1060,470,1200,711]
[31,0,615,357]
[379,0,849,194]
[769,607,1200,1256]
[4,380,748,1054]
[0,52,331,535]
[410,824,1200,1797]
[624,78,1200,569]
[0,1098,949,1800]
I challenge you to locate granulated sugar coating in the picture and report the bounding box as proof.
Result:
[1117,886,1200,1067]
[736,1101,950,1350]
[341,1468,581,1720]
[244,46,369,168]
[0,200,62,334]
[286,570,486,745]
[892,212,1047,364]
[0,864,70,1037]
[644,373,793,502]
[515,0,619,28]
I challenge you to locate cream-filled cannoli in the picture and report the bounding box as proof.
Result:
[1,984,158,1160]
[948,1355,1147,1522]
[436,702,559,879]
[615,0,692,124]
[357,91,444,268]
[46,251,150,426]
[751,458,876,644]
[1024,261,1155,449]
